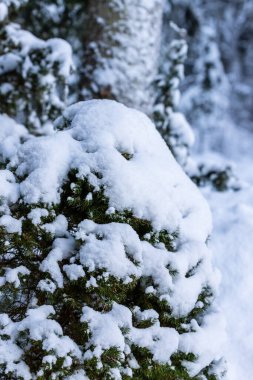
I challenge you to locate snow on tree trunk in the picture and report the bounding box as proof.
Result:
[0,100,225,379]
[82,0,164,115]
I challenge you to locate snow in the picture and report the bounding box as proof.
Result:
[200,153,253,380]
[190,106,253,379]
[40,237,75,288]
[0,115,28,163]
[27,208,49,225]
[0,3,8,22]
[46,38,73,78]
[37,279,56,294]
[179,312,227,377]
[0,99,223,377]
[4,24,72,75]
[63,264,85,281]
[17,132,79,204]
[0,170,19,205]
[0,0,252,376]
[0,214,22,234]
[84,0,164,114]
[18,100,212,241]
[0,53,22,75]
[42,214,68,237]
[0,22,73,133]
[164,5,253,375]
[154,28,194,170]
[0,305,81,379]
[1,265,30,288]
[141,239,219,316]
[77,220,142,282]
[133,306,159,324]
[81,301,224,374]
[0,0,27,22]
[168,111,195,168]
[169,112,195,147]
[82,302,179,364]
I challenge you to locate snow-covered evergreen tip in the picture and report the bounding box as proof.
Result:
[0,100,225,379]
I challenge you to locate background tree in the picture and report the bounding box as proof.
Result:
[153,21,194,170]
[180,24,230,153]
[16,0,164,115]
[0,0,73,134]
[81,0,164,115]
[167,0,253,150]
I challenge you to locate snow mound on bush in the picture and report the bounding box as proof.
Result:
[17,100,211,241]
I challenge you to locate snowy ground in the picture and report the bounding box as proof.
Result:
[196,127,253,379]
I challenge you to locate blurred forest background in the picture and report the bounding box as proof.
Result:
[15,0,253,156]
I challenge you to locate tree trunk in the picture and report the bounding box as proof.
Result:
[82,0,164,115]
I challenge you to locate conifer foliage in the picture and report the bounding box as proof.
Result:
[0,100,225,379]
[154,23,194,170]
[0,0,73,134]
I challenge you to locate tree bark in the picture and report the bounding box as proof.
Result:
[83,0,164,115]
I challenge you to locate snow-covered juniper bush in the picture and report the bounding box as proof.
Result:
[0,100,225,379]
